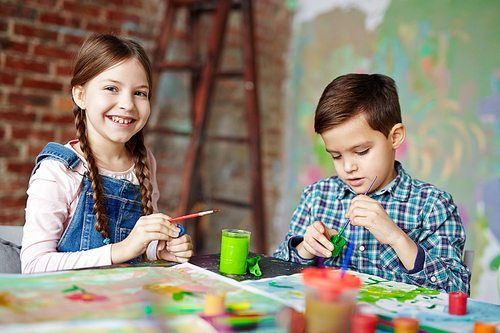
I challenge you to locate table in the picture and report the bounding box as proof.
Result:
[0,254,499,333]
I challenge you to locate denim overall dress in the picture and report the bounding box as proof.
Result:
[32,142,143,263]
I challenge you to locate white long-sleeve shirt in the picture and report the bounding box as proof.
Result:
[21,141,160,274]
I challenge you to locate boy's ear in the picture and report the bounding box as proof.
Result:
[390,123,406,149]
[72,85,86,110]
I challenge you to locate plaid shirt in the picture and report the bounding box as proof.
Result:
[274,162,470,294]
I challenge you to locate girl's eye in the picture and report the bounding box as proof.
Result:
[135,91,148,97]
[357,149,369,156]
[332,154,341,160]
[105,86,117,92]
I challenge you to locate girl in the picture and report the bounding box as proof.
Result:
[21,34,193,273]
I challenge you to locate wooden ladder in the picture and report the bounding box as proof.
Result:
[150,0,267,254]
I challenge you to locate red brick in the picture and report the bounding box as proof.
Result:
[0,127,5,139]
[9,93,51,107]
[126,30,154,41]
[0,3,36,20]
[0,197,27,209]
[0,20,6,32]
[14,23,58,41]
[0,179,26,192]
[0,213,24,225]
[0,110,37,122]
[7,161,34,175]
[23,0,58,5]
[34,45,74,60]
[105,10,140,24]
[61,130,77,142]
[125,0,143,8]
[63,34,84,46]
[63,1,101,18]
[22,78,63,91]
[69,18,81,29]
[0,39,29,53]
[56,65,74,77]
[86,22,120,34]
[39,12,67,26]
[11,128,55,141]
[5,57,49,74]
[41,114,74,125]
[28,143,49,158]
[0,143,19,157]
[0,72,16,85]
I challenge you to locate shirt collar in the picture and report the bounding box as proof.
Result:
[335,161,411,202]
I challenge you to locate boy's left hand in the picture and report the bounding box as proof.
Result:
[346,195,405,246]
[157,234,194,263]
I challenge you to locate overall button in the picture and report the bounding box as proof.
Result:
[359,245,365,252]
[430,276,437,282]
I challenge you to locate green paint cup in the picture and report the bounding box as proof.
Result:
[330,234,347,257]
[219,229,251,275]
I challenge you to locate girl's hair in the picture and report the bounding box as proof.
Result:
[71,34,154,240]
[314,73,402,136]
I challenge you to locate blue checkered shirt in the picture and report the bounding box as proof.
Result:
[274,162,470,294]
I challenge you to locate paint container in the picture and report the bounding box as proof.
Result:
[350,313,379,333]
[473,322,497,333]
[204,292,226,316]
[302,267,361,333]
[330,234,347,256]
[448,291,467,315]
[393,317,419,333]
[219,229,250,275]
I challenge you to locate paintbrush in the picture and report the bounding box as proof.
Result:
[170,209,220,237]
[336,176,377,238]
[339,177,377,279]
[340,225,357,279]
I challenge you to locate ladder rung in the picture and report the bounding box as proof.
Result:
[148,127,248,143]
[208,197,252,209]
[157,61,201,71]
[218,70,244,77]
[191,1,242,12]
[206,135,247,143]
[148,127,191,136]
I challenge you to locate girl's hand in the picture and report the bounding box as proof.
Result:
[157,234,194,263]
[111,213,180,264]
[296,221,337,259]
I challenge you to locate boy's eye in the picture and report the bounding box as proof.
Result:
[331,154,341,160]
[135,91,148,97]
[105,86,117,92]
[357,149,369,156]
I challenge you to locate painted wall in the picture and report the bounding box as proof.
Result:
[275,0,500,303]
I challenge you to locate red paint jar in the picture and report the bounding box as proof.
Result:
[350,313,379,333]
[448,291,468,315]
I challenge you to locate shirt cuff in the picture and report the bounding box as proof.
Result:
[398,243,425,274]
[288,236,317,263]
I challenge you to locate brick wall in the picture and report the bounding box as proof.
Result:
[0,0,293,255]
[0,0,164,225]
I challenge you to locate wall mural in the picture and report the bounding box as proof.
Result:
[279,0,500,303]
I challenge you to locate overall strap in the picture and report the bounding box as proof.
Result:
[31,142,81,178]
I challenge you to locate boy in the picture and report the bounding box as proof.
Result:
[274,73,470,293]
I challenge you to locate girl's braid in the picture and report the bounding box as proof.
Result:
[74,106,109,239]
[127,131,154,216]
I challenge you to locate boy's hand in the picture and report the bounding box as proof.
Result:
[157,234,193,263]
[346,195,418,270]
[296,221,337,259]
[346,195,404,246]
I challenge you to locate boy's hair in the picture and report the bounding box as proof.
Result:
[314,73,402,136]
[71,34,154,240]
